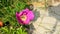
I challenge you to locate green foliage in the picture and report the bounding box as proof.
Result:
[0,0,13,8]
[0,0,29,34]
[0,26,27,34]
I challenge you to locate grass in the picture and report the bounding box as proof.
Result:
[0,0,29,34]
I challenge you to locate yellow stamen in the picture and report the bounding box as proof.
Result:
[20,15,27,21]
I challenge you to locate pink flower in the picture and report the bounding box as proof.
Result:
[16,8,34,25]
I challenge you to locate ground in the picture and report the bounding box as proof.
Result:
[31,5,60,34]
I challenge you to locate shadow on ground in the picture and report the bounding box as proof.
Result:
[48,4,60,20]
[33,9,40,22]
[28,9,40,34]
[48,4,60,34]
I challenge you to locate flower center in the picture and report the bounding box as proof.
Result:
[20,15,27,21]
